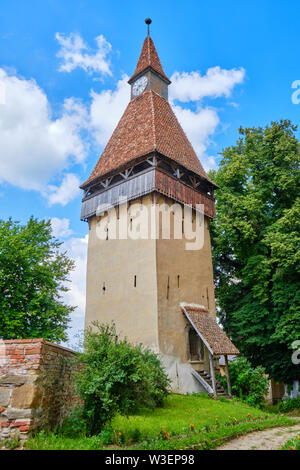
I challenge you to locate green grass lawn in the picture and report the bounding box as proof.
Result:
[24,394,296,451]
[113,393,270,436]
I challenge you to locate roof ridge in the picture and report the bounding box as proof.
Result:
[149,90,156,147]
[146,37,151,64]
[151,91,211,181]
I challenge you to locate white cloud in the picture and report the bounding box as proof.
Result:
[170,67,245,102]
[172,104,219,157]
[61,234,88,347]
[0,68,87,195]
[168,66,245,171]
[90,74,129,146]
[47,173,80,206]
[63,234,88,319]
[204,156,218,172]
[51,217,73,238]
[56,33,112,75]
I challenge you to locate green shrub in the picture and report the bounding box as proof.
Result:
[99,428,114,445]
[218,357,269,407]
[279,397,300,413]
[130,428,142,442]
[3,435,20,450]
[75,323,170,435]
[57,406,86,438]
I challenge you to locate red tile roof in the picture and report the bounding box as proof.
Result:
[182,305,240,356]
[128,37,170,84]
[82,90,212,187]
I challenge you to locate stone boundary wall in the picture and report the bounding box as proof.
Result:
[0,339,78,441]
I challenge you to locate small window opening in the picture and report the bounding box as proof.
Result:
[177,275,180,288]
[102,282,106,295]
[189,329,204,361]
[106,227,109,240]
[134,275,137,288]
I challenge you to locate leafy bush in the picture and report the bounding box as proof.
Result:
[279,397,300,413]
[3,435,20,450]
[99,428,114,445]
[57,406,87,438]
[218,357,269,407]
[130,428,142,442]
[75,323,170,435]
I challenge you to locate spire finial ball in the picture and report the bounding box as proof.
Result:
[145,18,152,25]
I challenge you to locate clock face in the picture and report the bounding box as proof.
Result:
[132,76,148,96]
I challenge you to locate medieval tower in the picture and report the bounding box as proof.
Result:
[81,20,238,395]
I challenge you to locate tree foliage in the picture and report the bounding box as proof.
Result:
[209,120,300,383]
[0,217,74,342]
[219,357,269,408]
[75,323,170,436]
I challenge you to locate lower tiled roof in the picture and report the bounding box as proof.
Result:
[182,305,240,356]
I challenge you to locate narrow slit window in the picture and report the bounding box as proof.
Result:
[102,282,106,295]
[206,287,210,310]
[134,275,137,288]
[177,275,180,288]
[166,275,170,299]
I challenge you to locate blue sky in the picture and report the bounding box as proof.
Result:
[0,0,299,345]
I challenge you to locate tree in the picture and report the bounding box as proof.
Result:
[209,120,300,384]
[0,217,74,342]
[75,323,170,435]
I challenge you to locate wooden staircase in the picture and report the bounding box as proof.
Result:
[191,367,229,398]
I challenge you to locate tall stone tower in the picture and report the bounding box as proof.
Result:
[80,21,238,395]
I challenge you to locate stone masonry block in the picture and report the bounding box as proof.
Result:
[0,387,10,407]
[11,384,42,409]
[4,408,33,420]
[0,374,26,386]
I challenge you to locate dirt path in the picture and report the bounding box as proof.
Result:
[217,424,300,450]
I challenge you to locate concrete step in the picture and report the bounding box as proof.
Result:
[196,369,227,396]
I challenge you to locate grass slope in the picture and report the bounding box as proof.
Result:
[25,394,295,451]
[113,394,270,435]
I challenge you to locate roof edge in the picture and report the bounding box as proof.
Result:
[181,305,214,355]
[128,65,171,85]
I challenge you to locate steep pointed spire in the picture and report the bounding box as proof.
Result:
[128,35,171,84]
[81,22,216,190]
